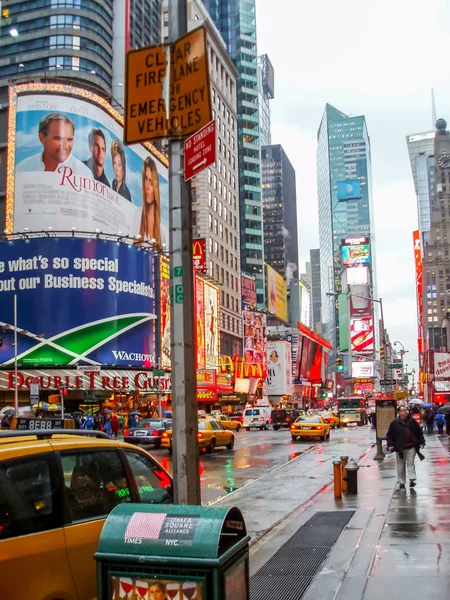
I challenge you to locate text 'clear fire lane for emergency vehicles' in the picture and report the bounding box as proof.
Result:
[124,26,212,144]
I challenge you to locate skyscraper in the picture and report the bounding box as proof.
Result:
[406,130,435,246]
[261,144,298,282]
[258,54,274,147]
[317,104,377,369]
[203,0,265,307]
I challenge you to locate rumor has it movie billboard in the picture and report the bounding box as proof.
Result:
[195,277,206,369]
[266,264,288,322]
[7,84,169,244]
[203,281,219,369]
[0,237,157,367]
[350,318,374,355]
[243,310,267,374]
[266,341,292,396]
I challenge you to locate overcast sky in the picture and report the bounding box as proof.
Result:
[256,0,450,368]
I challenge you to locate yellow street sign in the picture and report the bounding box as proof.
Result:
[124,26,211,145]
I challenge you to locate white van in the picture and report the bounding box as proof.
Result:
[243,407,272,430]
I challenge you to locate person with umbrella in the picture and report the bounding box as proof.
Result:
[128,411,139,428]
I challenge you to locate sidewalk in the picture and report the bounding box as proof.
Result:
[249,433,450,599]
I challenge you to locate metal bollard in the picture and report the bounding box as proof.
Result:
[344,458,360,494]
[333,460,342,499]
[340,456,349,494]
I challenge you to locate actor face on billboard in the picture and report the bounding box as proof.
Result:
[84,128,110,186]
[16,112,92,177]
[269,350,279,364]
[149,582,168,600]
[140,157,162,246]
[111,140,132,202]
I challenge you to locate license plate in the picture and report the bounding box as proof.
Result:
[301,427,310,430]
[135,431,147,436]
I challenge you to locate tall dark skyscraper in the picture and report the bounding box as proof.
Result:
[310,249,322,331]
[261,144,298,282]
[203,0,265,307]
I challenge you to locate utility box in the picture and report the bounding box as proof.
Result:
[95,504,250,600]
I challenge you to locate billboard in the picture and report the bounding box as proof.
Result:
[346,266,369,286]
[266,264,288,322]
[192,238,207,273]
[413,230,423,354]
[350,318,374,355]
[299,283,311,327]
[342,243,370,266]
[434,353,450,380]
[337,179,361,201]
[8,84,169,243]
[0,237,157,367]
[195,277,206,369]
[243,310,267,374]
[204,280,219,369]
[160,257,171,369]
[349,284,372,318]
[266,341,293,396]
[241,272,257,310]
[352,361,374,378]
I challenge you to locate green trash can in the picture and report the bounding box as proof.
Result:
[95,503,250,600]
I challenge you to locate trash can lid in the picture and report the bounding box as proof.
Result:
[97,503,247,560]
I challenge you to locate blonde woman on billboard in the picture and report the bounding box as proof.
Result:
[139,156,162,245]
[111,140,132,202]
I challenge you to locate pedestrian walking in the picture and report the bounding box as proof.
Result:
[425,408,435,434]
[111,413,119,437]
[386,406,425,489]
[445,411,450,436]
[118,413,125,435]
[435,412,445,435]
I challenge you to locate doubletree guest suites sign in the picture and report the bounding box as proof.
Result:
[124,26,211,143]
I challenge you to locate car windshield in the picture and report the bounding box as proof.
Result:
[137,420,163,428]
[296,416,321,424]
[321,413,332,417]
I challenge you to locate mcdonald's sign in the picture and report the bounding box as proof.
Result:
[193,238,207,273]
[219,355,265,379]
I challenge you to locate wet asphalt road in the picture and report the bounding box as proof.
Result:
[145,424,376,505]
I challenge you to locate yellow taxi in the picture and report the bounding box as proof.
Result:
[162,418,235,453]
[318,411,340,429]
[0,427,173,600]
[290,415,331,441]
[208,414,242,431]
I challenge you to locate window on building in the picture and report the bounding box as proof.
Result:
[209,214,212,229]
[208,191,212,207]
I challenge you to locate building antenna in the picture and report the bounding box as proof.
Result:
[431,87,437,128]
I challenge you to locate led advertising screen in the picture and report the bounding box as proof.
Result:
[241,272,257,310]
[299,336,311,380]
[243,310,267,373]
[352,361,374,378]
[0,237,157,367]
[300,284,311,327]
[342,244,370,266]
[266,264,288,322]
[204,280,219,369]
[346,266,369,286]
[337,179,361,201]
[350,318,374,355]
[8,84,169,243]
[349,284,372,318]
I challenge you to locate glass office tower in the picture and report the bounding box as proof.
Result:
[317,104,377,366]
[204,0,265,306]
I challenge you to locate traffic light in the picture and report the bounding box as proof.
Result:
[380,345,385,361]
[336,356,344,372]
[321,391,327,399]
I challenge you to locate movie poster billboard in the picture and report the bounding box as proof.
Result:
[241,272,257,310]
[243,310,267,373]
[350,318,374,355]
[204,281,219,369]
[0,237,157,367]
[111,576,203,600]
[196,277,206,368]
[266,264,288,322]
[413,230,423,354]
[8,84,169,243]
[266,341,293,396]
[160,257,171,369]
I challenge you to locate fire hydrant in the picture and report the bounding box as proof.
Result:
[344,458,360,494]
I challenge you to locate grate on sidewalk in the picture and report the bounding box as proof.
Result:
[250,511,354,600]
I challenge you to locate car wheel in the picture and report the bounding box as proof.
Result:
[291,436,297,442]
[226,436,235,450]
[274,425,279,431]
[236,424,241,432]
[246,427,250,431]
[260,425,264,431]
[168,444,173,454]
[326,432,330,440]
[207,438,216,454]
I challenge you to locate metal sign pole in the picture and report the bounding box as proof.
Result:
[168,0,200,505]
[14,294,18,417]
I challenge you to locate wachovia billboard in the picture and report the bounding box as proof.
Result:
[0,237,158,368]
[7,84,169,245]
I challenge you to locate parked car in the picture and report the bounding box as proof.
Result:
[290,415,331,441]
[124,418,172,448]
[0,429,173,600]
[162,419,235,453]
[243,407,272,430]
[271,409,300,430]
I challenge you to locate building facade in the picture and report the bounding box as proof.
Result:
[203,0,265,307]
[261,144,298,282]
[258,54,274,147]
[406,131,435,247]
[162,0,242,357]
[309,249,322,332]
[317,104,378,371]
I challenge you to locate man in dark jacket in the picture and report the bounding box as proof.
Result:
[386,406,425,489]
